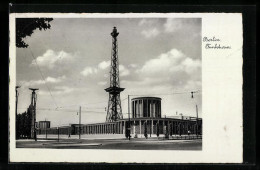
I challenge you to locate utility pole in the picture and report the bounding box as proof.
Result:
[57,127,59,142]
[45,118,47,140]
[15,86,20,117]
[191,91,199,136]
[29,88,39,141]
[196,104,198,136]
[128,95,130,140]
[15,86,20,139]
[150,102,152,137]
[79,106,81,139]
[150,116,152,137]
[196,105,198,119]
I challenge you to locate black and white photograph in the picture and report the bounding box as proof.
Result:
[9,13,243,163]
[15,17,202,150]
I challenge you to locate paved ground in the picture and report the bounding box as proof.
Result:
[16,138,202,150]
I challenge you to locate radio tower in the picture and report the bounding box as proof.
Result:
[105,27,125,122]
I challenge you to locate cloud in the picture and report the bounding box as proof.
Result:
[119,65,130,77]
[81,60,108,77]
[164,18,201,33]
[133,48,201,90]
[80,67,98,76]
[20,79,45,87]
[138,19,157,26]
[98,61,110,70]
[164,19,183,33]
[54,86,74,94]
[39,86,74,95]
[141,28,160,38]
[19,75,66,87]
[45,75,66,83]
[139,49,185,74]
[139,19,161,38]
[32,49,73,69]
[129,64,137,68]
[184,80,202,90]
[97,81,107,86]
[181,57,201,74]
[81,61,129,77]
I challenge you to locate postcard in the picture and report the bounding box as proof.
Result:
[9,13,243,163]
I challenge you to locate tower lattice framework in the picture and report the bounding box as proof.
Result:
[105,27,125,122]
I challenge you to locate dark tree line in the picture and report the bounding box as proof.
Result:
[16,18,53,48]
[16,107,33,139]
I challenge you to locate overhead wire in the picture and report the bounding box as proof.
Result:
[21,29,73,110]
[127,90,201,97]
[35,90,200,110]
[34,90,200,113]
[27,46,59,109]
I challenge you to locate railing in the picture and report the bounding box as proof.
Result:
[169,135,202,140]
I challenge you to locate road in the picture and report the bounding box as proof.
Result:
[16,138,202,150]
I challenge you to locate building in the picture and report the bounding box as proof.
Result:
[38,121,51,129]
[132,97,161,118]
[38,96,202,137]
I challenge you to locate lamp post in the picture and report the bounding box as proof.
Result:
[57,127,59,142]
[128,95,130,140]
[15,86,20,118]
[78,106,81,139]
[45,118,47,140]
[15,86,20,139]
[150,116,152,137]
[191,91,199,136]
[196,104,198,137]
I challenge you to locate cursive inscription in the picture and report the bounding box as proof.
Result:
[203,36,231,49]
[203,36,220,42]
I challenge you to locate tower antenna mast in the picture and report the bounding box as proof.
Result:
[105,27,125,122]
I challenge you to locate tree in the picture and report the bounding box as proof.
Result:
[16,105,34,139]
[16,113,22,139]
[16,18,53,48]
[25,107,33,138]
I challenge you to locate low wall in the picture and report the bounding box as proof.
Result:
[37,134,126,140]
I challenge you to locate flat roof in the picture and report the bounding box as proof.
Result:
[131,96,162,100]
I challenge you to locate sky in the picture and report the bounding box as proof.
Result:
[16,18,202,127]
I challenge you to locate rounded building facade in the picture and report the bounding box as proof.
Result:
[131,97,161,118]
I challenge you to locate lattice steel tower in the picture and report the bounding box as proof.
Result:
[105,27,125,122]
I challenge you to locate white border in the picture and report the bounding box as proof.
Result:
[9,13,243,163]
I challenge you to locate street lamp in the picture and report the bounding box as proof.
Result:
[77,106,82,139]
[191,91,199,137]
[15,86,20,139]
[57,127,59,142]
[15,86,21,117]
[150,116,152,137]
[45,118,48,140]
[128,95,131,140]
